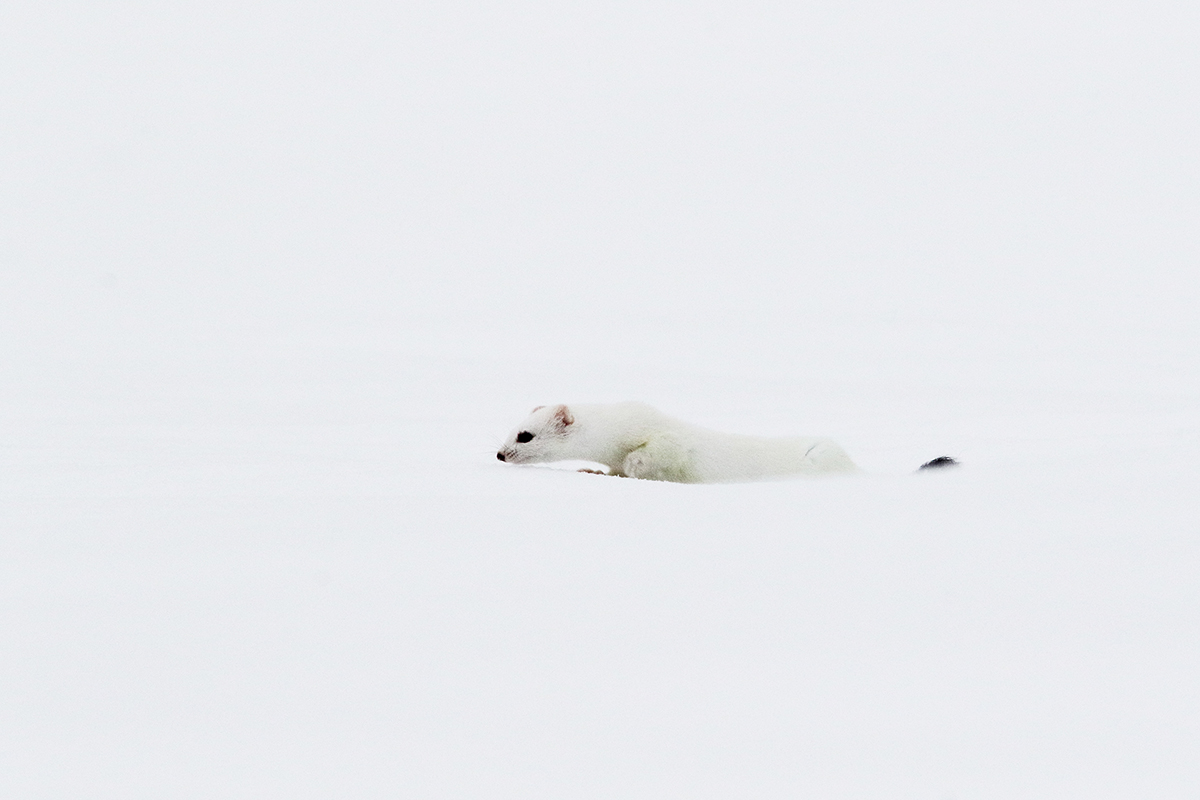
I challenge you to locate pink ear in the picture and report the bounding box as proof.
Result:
[552,404,574,427]
[531,406,545,413]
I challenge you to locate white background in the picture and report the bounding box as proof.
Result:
[2,1,1198,797]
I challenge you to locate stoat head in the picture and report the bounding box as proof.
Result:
[497,404,576,464]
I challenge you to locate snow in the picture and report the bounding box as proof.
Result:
[2,1,1199,797]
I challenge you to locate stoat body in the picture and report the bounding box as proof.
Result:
[496,402,860,483]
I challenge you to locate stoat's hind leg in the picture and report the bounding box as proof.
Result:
[621,435,699,483]
[805,439,859,474]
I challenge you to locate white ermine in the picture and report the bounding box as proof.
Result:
[496,402,861,483]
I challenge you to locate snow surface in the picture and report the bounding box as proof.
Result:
[2,2,1198,798]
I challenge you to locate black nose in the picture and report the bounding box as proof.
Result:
[496,451,506,462]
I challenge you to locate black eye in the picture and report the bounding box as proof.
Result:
[516,431,534,443]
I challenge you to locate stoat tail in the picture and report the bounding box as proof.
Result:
[917,456,959,472]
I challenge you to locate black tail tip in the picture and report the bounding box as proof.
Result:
[918,456,959,471]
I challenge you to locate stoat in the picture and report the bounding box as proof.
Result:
[497,403,956,483]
